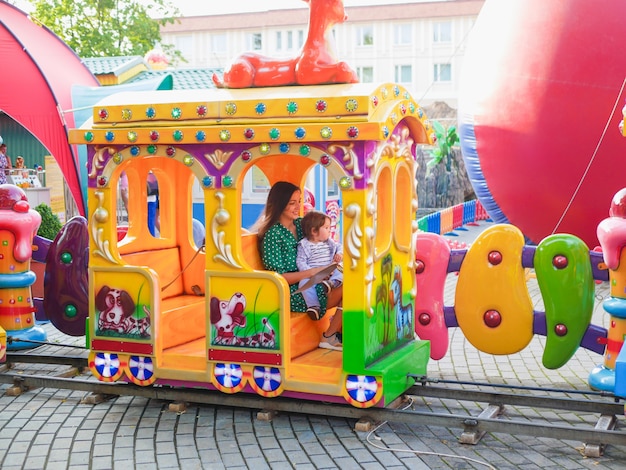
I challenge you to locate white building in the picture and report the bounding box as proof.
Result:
[160,0,485,109]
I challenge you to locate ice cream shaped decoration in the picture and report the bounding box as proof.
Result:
[590,188,626,391]
[0,184,47,351]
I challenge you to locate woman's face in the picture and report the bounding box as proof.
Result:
[281,190,301,222]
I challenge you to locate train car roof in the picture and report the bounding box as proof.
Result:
[69,82,431,145]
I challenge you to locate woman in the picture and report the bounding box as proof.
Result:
[258,181,343,350]
[0,143,12,185]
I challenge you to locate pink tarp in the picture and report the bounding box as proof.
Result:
[0,1,99,215]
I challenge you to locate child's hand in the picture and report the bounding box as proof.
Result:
[333,253,343,263]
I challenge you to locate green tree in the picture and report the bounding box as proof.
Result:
[29,0,180,59]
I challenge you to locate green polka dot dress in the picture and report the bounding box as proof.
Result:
[261,218,327,314]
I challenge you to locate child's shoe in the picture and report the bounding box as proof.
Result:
[319,332,342,351]
[306,306,321,321]
[321,280,332,294]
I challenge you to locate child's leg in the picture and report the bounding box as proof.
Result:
[299,282,320,308]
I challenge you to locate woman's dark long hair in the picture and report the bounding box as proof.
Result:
[256,181,300,252]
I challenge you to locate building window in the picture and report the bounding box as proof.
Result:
[298,30,305,48]
[434,63,452,82]
[433,21,452,43]
[395,65,412,84]
[247,32,262,51]
[357,66,374,83]
[287,31,293,50]
[212,33,227,53]
[356,25,374,46]
[393,23,412,45]
[175,35,193,61]
[276,31,283,50]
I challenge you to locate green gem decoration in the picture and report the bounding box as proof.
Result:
[127,131,138,142]
[171,107,182,119]
[320,127,332,139]
[259,143,271,154]
[339,177,352,189]
[223,175,233,187]
[286,101,298,114]
[60,252,73,264]
[2,240,7,246]
[113,153,123,164]
[65,304,78,318]
[225,102,237,115]
[147,145,157,154]
[183,155,194,166]
[173,130,184,141]
[299,144,311,156]
[84,131,94,142]
[269,128,280,140]
[381,88,389,99]
[121,109,132,120]
[219,130,231,142]
[345,99,358,112]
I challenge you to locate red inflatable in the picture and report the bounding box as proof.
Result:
[458,0,626,247]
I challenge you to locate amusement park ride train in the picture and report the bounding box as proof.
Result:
[0,0,624,413]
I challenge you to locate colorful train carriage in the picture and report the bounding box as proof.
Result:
[68,83,432,407]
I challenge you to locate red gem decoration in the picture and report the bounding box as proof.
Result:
[418,312,431,326]
[554,324,568,336]
[14,200,30,213]
[347,126,359,138]
[483,309,502,328]
[244,128,255,139]
[26,317,32,324]
[98,176,107,186]
[372,96,379,107]
[400,104,407,115]
[415,260,425,274]
[320,154,330,166]
[149,130,159,141]
[166,146,176,157]
[488,251,502,265]
[316,100,327,112]
[98,108,109,120]
[197,105,207,116]
[241,151,252,161]
[553,255,568,269]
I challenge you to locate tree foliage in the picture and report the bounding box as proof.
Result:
[28,0,180,58]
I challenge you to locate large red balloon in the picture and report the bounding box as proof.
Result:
[458,0,626,247]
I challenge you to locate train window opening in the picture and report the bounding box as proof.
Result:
[394,165,413,249]
[147,171,160,238]
[375,166,393,257]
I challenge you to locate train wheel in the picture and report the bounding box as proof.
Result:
[89,351,125,382]
[249,366,283,398]
[211,363,246,393]
[125,355,156,386]
[342,375,383,408]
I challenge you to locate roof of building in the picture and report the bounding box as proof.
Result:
[162,0,485,33]
[127,68,220,90]
[83,55,220,90]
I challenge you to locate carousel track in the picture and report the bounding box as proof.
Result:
[1,352,625,454]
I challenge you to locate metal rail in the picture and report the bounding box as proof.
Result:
[0,366,624,448]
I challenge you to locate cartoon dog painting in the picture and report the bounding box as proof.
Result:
[390,267,413,339]
[210,292,275,348]
[95,285,150,337]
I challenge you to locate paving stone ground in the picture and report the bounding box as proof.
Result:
[0,220,625,469]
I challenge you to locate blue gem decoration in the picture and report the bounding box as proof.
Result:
[255,103,266,115]
[196,130,206,142]
[279,143,290,153]
[202,176,213,187]
[294,127,306,139]
[130,146,140,156]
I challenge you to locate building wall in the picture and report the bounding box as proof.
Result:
[160,0,485,108]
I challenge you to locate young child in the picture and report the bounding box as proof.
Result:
[296,210,343,320]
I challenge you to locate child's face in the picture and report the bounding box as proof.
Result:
[313,217,332,242]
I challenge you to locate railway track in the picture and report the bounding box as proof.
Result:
[1,352,624,457]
